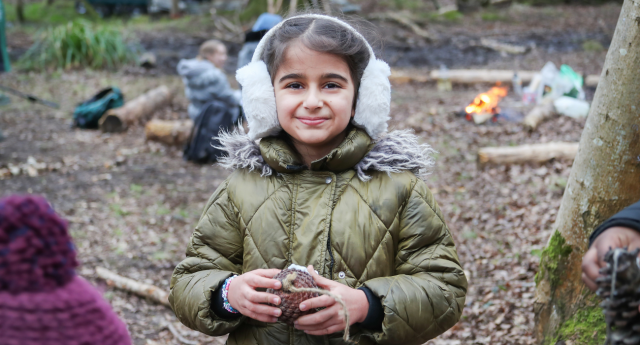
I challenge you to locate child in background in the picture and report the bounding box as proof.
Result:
[236,13,283,70]
[177,40,241,121]
[0,195,131,345]
[170,14,466,345]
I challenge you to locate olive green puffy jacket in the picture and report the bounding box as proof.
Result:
[169,128,467,345]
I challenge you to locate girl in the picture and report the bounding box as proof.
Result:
[170,14,467,345]
[177,40,241,121]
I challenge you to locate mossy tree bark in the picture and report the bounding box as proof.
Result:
[534,0,640,343]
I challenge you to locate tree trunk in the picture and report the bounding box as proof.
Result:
[16,0,25,23]
[99,86,174,133]
[289,0,297,16]
[321,0,331,14]
[534,0,640,343]
[170,0,179,18]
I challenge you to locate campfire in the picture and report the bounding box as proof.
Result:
[464,85,508,124]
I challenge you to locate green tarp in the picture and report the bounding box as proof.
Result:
[0,0,10,72]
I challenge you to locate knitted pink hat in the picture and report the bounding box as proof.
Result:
[0,195,132,345]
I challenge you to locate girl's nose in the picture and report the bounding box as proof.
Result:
[303,89,323,110]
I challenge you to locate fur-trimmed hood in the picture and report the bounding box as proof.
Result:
[217,127,436,182]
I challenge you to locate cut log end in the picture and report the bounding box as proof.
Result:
[99,114,126,133]
[145,119,193,146]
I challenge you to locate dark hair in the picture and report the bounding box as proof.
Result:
[262,17,371,106]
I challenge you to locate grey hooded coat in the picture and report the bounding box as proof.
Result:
[177,58,241,120]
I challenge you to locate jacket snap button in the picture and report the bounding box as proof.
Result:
[338,271,345,279]
[325,177,332,184]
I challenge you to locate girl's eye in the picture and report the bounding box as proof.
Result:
[286,82,303,89]
[324,82,341,89]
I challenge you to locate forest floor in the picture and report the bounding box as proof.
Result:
[0,2,621,344]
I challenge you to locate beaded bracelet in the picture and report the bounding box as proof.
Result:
[222,275,239,314]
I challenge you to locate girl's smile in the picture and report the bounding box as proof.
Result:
[273,41,356,166]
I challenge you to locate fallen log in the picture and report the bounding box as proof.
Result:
[479,38,528,55]
[389,68,601,86]
[389,69,430,84]
[99,86,174,133]
[145,119,193,146]
[478,142,579,165]
[368,13,435,41]
[585,74,599,87]
[430,69,537,84]
[95,267,170,307]
[428,69,600,86]
[523,101,556,130]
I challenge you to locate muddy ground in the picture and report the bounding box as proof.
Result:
[0,3,621,344]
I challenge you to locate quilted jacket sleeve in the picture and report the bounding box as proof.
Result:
[169,178,246,336]
[362,178,467,345]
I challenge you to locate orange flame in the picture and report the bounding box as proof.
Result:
[465,86,509,118]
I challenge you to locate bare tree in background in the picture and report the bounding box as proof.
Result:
[16,0,25,23]
[267,0,283,13]
[534,0,640,342]
[170,0,179,18]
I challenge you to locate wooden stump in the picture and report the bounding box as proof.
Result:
[99,86,174,133]
[478,142,579,165]
[523,101,557,130]
[145,119,193,146]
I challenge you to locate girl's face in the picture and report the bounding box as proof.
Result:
[206,45,228,69]
[274,42,355,150]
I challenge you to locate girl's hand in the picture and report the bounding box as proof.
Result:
[227,269,283,323]
[293,265,369,335]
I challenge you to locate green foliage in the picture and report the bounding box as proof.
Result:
[130,183,143,194]
[18,19,136,71]
[481,11,507,21]
[3,1,85,24]
[535,230,573,289]
[239,0,268,23]
[110,203,130,217]
[442,10,464,21]
[582,40,605,52]
[546,306,606,345]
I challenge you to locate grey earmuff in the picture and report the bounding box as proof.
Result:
[236,14,391,140]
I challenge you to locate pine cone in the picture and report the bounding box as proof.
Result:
[267,268,319,325]
[597,248,640,344]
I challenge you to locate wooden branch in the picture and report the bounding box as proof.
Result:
[267,0,275,13]
[368,13,436,42]
[478,142,579,165]
[99,86,174,133]
[145,119,193,146]
[479,38,528,54]
[165,322,198,345]
[95,267,170,307]
[523,102,556,130]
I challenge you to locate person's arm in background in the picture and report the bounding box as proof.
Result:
[208,68,241,107]
[582,200,640,291]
